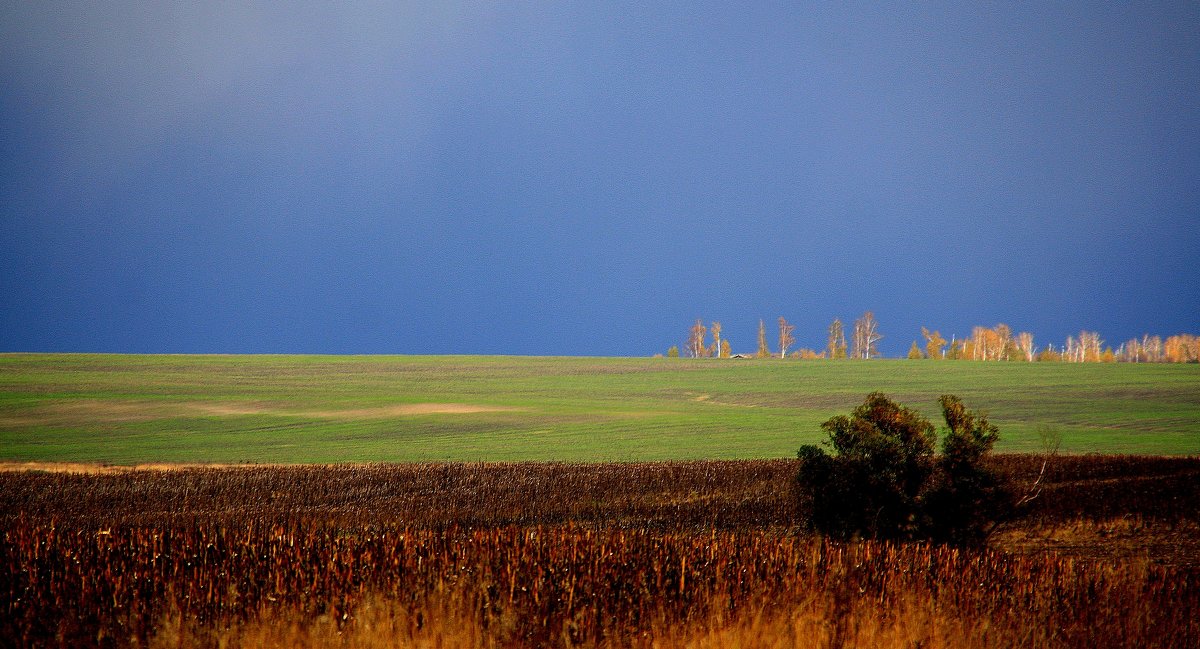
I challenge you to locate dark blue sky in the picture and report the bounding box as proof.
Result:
[2,3,1198,356]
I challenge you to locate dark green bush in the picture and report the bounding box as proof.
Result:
[795,392,1010,544]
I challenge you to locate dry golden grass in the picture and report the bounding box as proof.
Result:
[136,554,1191,649]
[143,591,1003,649]
[3,457,1198,648]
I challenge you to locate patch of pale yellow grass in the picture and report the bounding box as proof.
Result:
[0,399,521,428]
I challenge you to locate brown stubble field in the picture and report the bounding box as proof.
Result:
[2,456,1198,648]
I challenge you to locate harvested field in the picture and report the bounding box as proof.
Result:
[3,456,1198,647]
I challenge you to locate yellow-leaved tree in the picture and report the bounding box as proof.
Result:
[756,320,771,358]
[921,327,946,360]
[827,319,847,359]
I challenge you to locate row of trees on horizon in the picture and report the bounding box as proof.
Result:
[663,315,1200,363]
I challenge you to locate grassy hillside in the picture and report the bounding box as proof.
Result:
[1,353,1197,463]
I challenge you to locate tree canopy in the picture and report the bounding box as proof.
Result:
[795,392,1010,544]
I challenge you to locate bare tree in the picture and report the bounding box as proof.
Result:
[1079,331,1102,363]
[687,319,709,358]
[711,322,723,358]
[1119,337,1141,363]
[1144,335,1163,362]
[1015,426,1061,509]
[995,324,1014,360]
[778,317,795,359]
[851,311,882,359]
[1016,332,1035,362]
[970,326,987,360]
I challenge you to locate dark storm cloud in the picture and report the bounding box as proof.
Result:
[2,2,1197,354]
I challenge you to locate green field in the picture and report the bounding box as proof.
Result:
[1,353,1197,463]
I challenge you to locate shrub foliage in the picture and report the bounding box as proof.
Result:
[796,392,1010,543]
